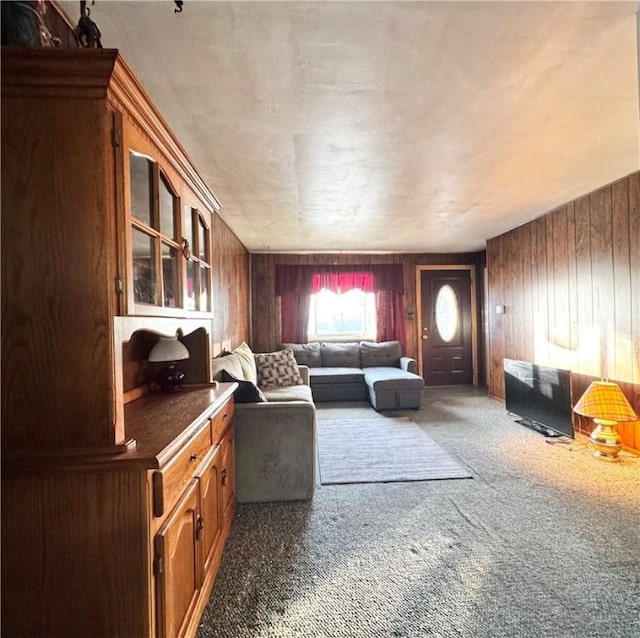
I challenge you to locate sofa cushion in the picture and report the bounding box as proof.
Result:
[255,347,304,388]
[220,369,267,403]
[233,341,258,386]
[310,367,365,385]
[360,340,402,368]
[211,351,245,381]
[261,384,314,403]
[282,342,322,367]
[363,367,425,392]
[320,342,361,368]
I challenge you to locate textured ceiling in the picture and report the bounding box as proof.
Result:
[60,1,640,253]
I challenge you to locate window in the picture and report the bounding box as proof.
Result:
[434,284,459,342]
[308,288,376,341]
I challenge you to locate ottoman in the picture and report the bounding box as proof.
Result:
[363,367,425,410]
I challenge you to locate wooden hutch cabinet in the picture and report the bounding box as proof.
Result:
[1,48,235,637]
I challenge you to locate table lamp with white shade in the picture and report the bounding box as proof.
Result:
[148,335,190,392]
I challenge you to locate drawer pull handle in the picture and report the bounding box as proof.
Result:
[196,515,204,539]
[189,453,199,462]
[221,468,227,486]
[223,413,229,420]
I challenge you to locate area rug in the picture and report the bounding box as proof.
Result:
[317,416,472,484]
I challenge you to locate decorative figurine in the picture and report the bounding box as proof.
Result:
[75,0,102,48]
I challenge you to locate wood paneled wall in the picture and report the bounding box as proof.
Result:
[250,251,486,381]
[212,212,251,354]
[487,171,640,451]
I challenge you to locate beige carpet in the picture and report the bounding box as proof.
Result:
[317,416,472,484]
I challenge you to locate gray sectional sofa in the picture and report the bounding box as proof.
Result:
[211,343,316,504]
[283,340,425,410]
[211,340,424,505]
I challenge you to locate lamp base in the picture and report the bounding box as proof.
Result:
[155,364,186,393]
[590,419,622,462]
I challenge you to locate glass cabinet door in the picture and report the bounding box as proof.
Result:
[129,151,181,310]
[127,150,213,316]
[183,207,211,313]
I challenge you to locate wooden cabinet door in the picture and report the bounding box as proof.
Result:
[220,427,235,521]
[154,479,202,638]
[195,445,223,574]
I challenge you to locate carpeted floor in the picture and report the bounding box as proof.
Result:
[198,386,640,638]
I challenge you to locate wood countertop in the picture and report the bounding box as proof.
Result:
[2,383,236,473]
[125,383,236,465]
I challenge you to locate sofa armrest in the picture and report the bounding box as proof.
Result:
[298,364,310,385]
[400,356,418,374]
[234,401,317,503]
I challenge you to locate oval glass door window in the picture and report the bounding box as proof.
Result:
[435,284,459,342]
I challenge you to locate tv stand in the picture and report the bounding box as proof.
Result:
[515,417,562,438]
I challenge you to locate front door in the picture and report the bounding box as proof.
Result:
[420,269,474,385]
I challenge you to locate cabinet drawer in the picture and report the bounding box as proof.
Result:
[152,423,212,518]
[211,398,234,444]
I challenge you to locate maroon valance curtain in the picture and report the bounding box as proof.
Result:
[277,264,407,352]
[275,264,404,296]
[312,271,373,293]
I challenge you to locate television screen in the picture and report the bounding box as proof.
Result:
[503,359,574,438]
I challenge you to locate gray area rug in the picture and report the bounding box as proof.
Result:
[317,416,472,484]
[198,388,640,638]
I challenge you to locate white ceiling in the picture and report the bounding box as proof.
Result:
[60,0,640,253]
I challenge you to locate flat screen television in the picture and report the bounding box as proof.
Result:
[503,358,574,438]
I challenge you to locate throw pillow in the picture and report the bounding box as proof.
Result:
[232,342,258,386]
[254,347,304,388]
[211,351,245,381]
[220,369,267,403]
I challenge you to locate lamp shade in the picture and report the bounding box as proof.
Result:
[573,381,637,422]
[148,336,190,363]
